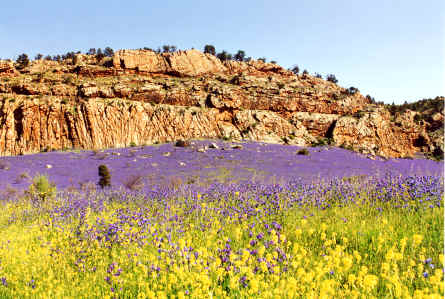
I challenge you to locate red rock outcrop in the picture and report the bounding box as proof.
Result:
[332,107,430,157]
[0,96,316,156]
[0,61,17,76]
[113,49,227,76]
[0,49,440,158]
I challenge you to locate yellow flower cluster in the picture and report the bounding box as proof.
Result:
[0,193,442,298]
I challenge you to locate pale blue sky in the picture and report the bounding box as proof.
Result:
[0,0,443,104]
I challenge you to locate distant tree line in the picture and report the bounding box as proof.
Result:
[143,44,275,64]
[12,44,375,96]
[13,47,115,67]
[12,44,279,67]
[385,96,444,115]
[289,65,342,85]
[203,45,257,63]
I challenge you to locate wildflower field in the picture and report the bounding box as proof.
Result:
[0,141,443,298]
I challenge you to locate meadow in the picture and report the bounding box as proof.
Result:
[0,141,443,298]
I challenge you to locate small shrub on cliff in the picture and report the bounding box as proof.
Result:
[326,74,338,84]
[203,45,216,56]
[432,148,444,161]
[162,45,177,53]
[234,50,246,62]
[62,52,75,60]
[104,47,114,57]
[366,94,376,103]
[258,57,266,63]
[98,165,111,188]
[340,143,354,151]
[34,54,43,60]
[26,174,57,201]
[16,54,29,69]
[290,65,299,74]
[96,48,105,61]
[230,75,241,85]
[346,87,359,95]
[217,51,231,61]
[311,137,333,147]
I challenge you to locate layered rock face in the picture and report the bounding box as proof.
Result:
[332,108,429,157]
[0,50,442,158]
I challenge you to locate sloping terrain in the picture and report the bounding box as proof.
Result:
[1,140,443,195]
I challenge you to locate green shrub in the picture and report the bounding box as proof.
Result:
[297,149,310,155]
[27,174,57,201]
[16,53,29,70]
[98,165,111,188]
[203,45,216,56]
[326,74,338,83]
[311,138,333,147]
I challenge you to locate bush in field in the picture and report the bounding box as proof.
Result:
[98,164,111,188]
[297,148,310,155]
[175,139,191,147]
[123,174,145,191]
[26,174,57,201]
[0,160,11,170]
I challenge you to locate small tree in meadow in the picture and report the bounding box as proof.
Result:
[98,164,111,188]
[27,174,57,201]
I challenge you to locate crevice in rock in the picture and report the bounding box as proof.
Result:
[325,120,337,138]
[13,106,24,142]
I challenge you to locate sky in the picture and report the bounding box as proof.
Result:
[0,0,443,104]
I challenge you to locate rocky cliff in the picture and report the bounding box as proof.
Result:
[0,49,442,158]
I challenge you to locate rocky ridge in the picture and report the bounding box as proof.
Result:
[0,49,442,158]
